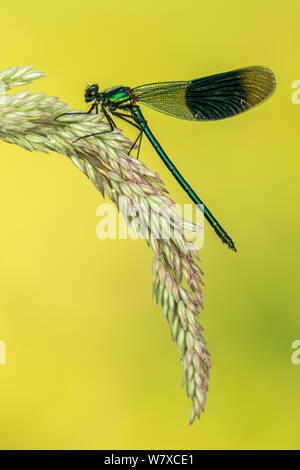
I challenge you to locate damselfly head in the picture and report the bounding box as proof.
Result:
[84,84,99,102]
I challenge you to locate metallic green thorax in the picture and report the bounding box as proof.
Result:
[103,86,132,109]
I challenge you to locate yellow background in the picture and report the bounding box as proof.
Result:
[0,0,299,450]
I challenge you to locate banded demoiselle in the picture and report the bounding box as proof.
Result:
[70,66,276,252]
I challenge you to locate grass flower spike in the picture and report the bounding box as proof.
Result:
[0,65,211,424]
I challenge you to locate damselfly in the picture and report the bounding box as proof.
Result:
[61,66,276,251]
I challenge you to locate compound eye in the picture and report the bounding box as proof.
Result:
[85,84,99,102]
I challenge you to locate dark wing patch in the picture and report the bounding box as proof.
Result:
[186,66,276,120]
[133,66,276,121]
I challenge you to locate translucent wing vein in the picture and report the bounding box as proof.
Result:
[133,66,276,121]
